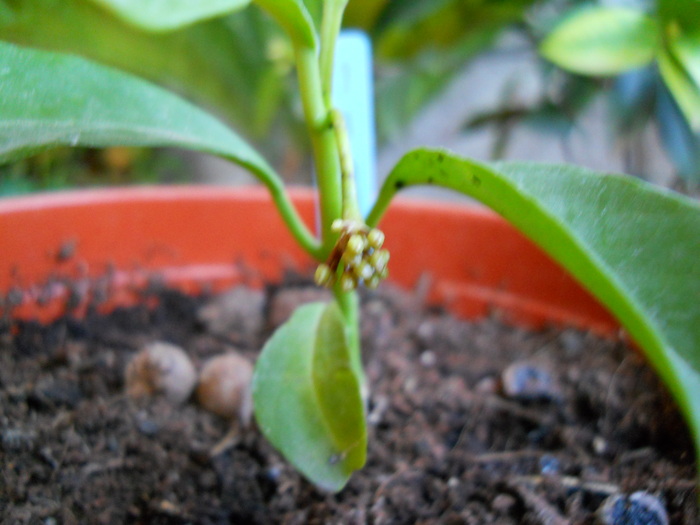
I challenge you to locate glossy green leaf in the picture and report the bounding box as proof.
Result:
[343,0,389,29]
[252,302,366,492]
[658,47,700,131]
[0,42,270,173]
[0,42,318,254]
[368,149,700,459]
[376,0,531,60]
[540,7,659,75]
[254,0,317,48]
[0,1,14,24]
[658,0,700,33]
[88,0,250,31]
[0,0,284,135]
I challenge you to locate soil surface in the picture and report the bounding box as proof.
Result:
[1,279,696,524]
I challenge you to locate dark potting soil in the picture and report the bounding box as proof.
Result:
[1,280,696,524]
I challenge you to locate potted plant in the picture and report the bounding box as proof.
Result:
[1,0,699,518]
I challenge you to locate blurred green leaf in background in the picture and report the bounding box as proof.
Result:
[537,1,700,184]
[349,0,537,143]
[0,0,296,144]
[2,0,699,189]
[0,0,305,191]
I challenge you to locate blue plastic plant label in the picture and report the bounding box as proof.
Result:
[332,30,377,218]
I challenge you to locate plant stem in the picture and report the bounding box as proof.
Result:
[264,175,323,258]
[320,1,363,393]
[295,46,343,255]
[257,0,357,256]
[334,287,365,387]
[365,177,394,229]
[320,0,349,106]
[330,109,362,222]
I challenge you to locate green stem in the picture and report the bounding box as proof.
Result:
[334,287,364,388]
[330,109,362,222]
[238,1,325,258]
[365,175,395,229]
[259,170,323,259]
[256,0,364,256]
[296,46,343,256]
[319,0,349,106]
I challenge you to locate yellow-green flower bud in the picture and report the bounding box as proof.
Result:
[339,273,357,292]
[346,233,366,256]
[355,260,374,281]
[366,275,381,289]
[314,264,333,287]
[341,251,362,268]
[367,229,385,249]
[370,249,390,274]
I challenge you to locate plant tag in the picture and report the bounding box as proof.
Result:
[333,30,377,218]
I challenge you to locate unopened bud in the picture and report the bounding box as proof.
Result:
[370,249,390,274]
[314,264,333,287]
[346,234,366,256]
[355,260,374,281]
[366,275,381,289]
[339,273,357,292]
[331,219,344,233]
[367,229,385,249]
[341,251,362,267]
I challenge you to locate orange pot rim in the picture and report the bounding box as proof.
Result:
[0,185,618,335]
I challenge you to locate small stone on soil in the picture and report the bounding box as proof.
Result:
[597,491,669,525]
[502,360,560,401]
[125,341,197,404]
[196,352,253,423]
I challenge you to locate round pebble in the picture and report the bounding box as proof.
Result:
[597,491,668,525]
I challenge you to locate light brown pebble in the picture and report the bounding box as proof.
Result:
[196,352,253,424]
[125,342,197,404]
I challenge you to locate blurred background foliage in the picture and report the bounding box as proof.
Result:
[0,0,698,193]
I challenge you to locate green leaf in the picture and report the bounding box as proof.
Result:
[0,42,271,175]
[540,6,659,76]
[658,0,700,34]
[0,41,320,255]
[252,302,367,492]
[88,0,250,31]
[0,1,14,24]
[368,149,700,461]
[343,0,389,29]
[375,0,531,60]
[0,0,284,136]
[658,47,700,132]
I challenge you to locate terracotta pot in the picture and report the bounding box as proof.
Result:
[0,186,617,335]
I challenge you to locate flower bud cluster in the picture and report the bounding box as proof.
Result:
[315,220,389,291]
